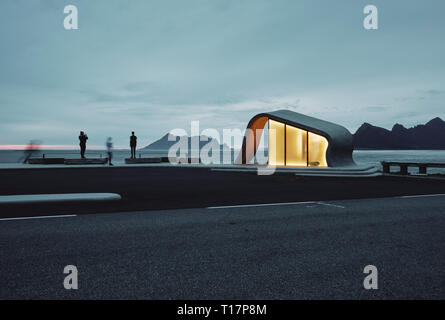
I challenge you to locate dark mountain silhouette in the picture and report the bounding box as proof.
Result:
[142,133,231,150]
[353,117,445,149]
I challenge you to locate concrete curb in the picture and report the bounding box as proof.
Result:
[211,166,381,177]
[0,193,122,204]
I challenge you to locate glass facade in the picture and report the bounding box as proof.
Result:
[268,120,328,167]
[268,120,285,166]
[308,132,328,167]
[286,125,307,166]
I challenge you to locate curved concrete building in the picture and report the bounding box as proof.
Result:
[236,110,355,167]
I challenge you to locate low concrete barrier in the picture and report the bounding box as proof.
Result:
[28,158,108,165]
[125,157,201,164]
[167,157,201,164]
[64,158,108,165]
[125,157,162,164]
[0,193,121,204]
[28,158,65,165]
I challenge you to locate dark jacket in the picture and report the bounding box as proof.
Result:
[79,135,88,145]
[130,135,137,147]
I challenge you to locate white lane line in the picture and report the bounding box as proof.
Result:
[208,193,445,210]
[315,202,346,209]
[208,201,315,209]
[0,214,77,221]
[399,193,445,199]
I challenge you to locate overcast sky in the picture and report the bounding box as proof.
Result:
[0,0,444,148]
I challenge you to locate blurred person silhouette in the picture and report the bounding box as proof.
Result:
[79,131,88,159]
[19,140,41,163]
[130,131,137,159]
[106,137,113,166]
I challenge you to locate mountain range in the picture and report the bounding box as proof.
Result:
[143,117,445,151]
[353,117,445,149]
[142,133,230,150]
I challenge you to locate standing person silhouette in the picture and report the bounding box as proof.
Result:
[106,137,113,166]
[79,131,88,159]
[130,131,137,159]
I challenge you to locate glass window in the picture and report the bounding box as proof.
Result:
[286,125,307,166]
[308,132,328,167]
[268,120,285,166]
[267,120,329,167]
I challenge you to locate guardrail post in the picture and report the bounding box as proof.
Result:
[400,164,408,175]
[419,166,427,174]
[382,162,390,173]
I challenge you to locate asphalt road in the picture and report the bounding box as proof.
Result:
[1,195,444,299]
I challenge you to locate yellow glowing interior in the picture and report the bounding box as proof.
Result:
[268,120,285,166]
[268,119,329,167]
[286,125,307,166]
[308,132,328,167]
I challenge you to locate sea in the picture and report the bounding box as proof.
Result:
[1,149,445,174]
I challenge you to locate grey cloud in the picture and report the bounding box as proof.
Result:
[1,0,445,146]
[365,106,389,112]
[425,89,445,96]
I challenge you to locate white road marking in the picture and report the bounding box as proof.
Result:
[315,202,346,209]
[0,214,77,222]
[208,201,315,209]
[208,193,445,210]
[399,194,445,199]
